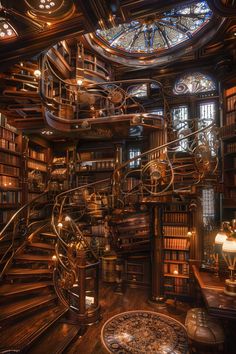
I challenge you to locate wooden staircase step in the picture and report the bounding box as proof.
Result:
[6,268,52,276]
[15,254,53,262]
[0,304,67,351]
[28,321,80,354]
[27,242,55,251]
[0,281,53,297]
[0,293,57,323]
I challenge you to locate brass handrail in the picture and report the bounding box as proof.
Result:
[0,189,51,279]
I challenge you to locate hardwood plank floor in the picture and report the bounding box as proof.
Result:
[67,284,191,354]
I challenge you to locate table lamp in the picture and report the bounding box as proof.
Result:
[214,224,228,276]
[222,233,236,296]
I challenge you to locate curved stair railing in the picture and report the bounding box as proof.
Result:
[0,189,53,279]
[40,48,167,132]
[51,121,219,314]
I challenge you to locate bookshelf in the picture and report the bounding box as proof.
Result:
[162,203,191,298]
[50,154,68,191]
[76,143,116,191]
[0,114,22,225]
[26,139,49,195]
[221,85,236,219]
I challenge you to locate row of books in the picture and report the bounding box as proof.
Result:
[225,112,235,126]
[164,277,189,294]
[164,250,189,261]
[51,168,67,179]
[0,152,20,166]
[52,156,66,165]
[78,160,115,171]
[163,263,189,275]
[0,191,21,204]
[221,123,236,138]
[28,160,47,172]
[28,148,45,162]
[163,204,188,212]
[163,225,189,237]
[0,126,16,142]
[163,212,188,224]
[226,94,236,112]
[164,237,190,250]
[0,164,19,176]
[0,175,19,188]
[0,138,16,152]
[226,142,236,153]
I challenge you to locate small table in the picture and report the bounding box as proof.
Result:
[192,265,236,319]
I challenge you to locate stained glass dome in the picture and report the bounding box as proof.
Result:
[95,1,212,55]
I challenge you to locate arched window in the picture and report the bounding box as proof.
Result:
[171,72,217,152]
[173,72,216,95]
[0,18,17,40]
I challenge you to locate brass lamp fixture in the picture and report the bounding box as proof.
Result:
[214,222,228,276]
[222,227,236,296]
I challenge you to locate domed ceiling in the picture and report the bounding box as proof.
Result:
[86,1,224,67]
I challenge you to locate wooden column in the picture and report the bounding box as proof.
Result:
[149,204,166,307]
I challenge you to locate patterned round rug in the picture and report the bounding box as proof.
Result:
[101,310,188,354]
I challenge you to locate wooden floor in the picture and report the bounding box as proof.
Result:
[67,284,191,354]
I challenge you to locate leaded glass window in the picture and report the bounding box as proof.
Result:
[202,188,215,226]
[173,72,216,95]
[198,101,216,155]
[129,147,141,168]
[0,18,17,40]
[171,106,189,151]
[96,1,212,54]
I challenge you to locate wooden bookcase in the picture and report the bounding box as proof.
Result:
[51,154,68,191]
[26,138,49,201]
[0,114,22,225]
[221,85,236,219]
[162,203,191,298]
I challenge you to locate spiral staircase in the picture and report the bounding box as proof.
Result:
[0,38,219,352]
[0,113,218,352]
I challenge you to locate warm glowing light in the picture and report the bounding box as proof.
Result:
[65,216,71,221]
[57,222,63,228]
[222,238,236,253]
[215,231,228,245]
[52,255,57,261]
[34,69,41,78]
[77,78,83,86]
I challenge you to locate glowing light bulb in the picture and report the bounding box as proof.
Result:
[77,78,83,86]
[34,69,41,78]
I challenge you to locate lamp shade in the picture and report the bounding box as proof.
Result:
[222,238,236,253]
[215,231,228,245]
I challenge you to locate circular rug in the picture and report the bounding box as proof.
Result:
[101,310,188,354]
